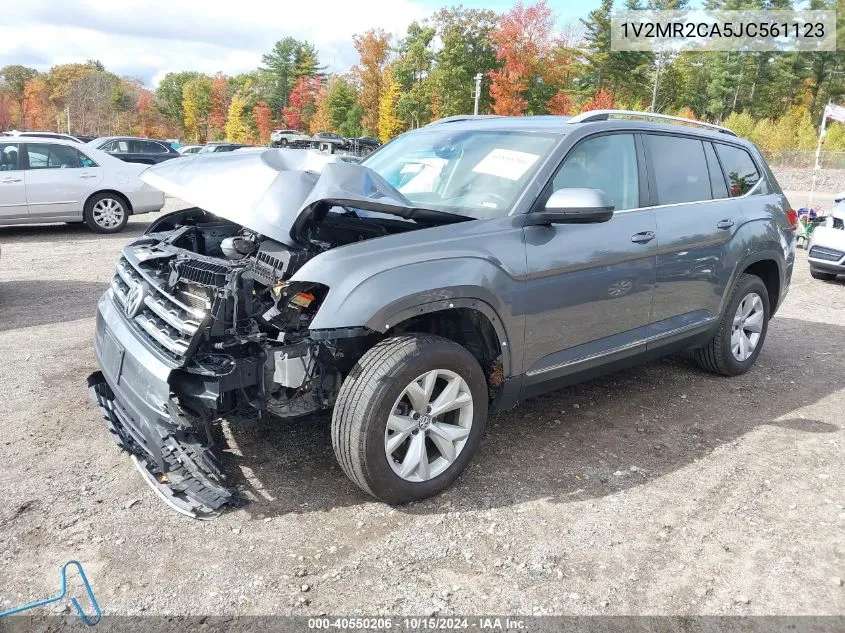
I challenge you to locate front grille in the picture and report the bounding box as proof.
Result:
[111,256,207,364]
[809,246,845,262]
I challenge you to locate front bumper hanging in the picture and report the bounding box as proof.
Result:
[88,372,235,519]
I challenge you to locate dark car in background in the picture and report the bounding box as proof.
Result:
[87,136,180,165]
[313,131,350,150]
[348,136,381,154]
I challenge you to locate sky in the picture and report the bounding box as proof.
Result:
[0,0,602,88]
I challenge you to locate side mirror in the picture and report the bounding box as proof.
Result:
[526,188,614,225]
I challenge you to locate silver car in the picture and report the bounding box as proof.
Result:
[0,136,164,233]
[807,203,845,280]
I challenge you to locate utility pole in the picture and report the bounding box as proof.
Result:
[472,73,483,115]
[66,106,71,134]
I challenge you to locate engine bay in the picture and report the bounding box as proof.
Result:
[123,207,418,424]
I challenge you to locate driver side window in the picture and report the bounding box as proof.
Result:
[551,134,640,211]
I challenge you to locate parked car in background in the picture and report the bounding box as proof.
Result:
[74,134,97,144]
[87,136,181,165]
[313,131,349,150]
[3,130,83,143]
[270,129,311,147]
[199,142,254,153]
[178,145,203,155]
[0,136,164,233]
[807,202,845,281]
[348,136,381,155]
[88,111,794,518]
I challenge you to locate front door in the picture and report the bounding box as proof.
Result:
[0,142,26,219]
[522,132,657,383]
[23,142,103,218]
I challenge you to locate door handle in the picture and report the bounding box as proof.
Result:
[716,219,735,230]
[80,174,98,179]
[1,177,22,183]
[631,231,655,244]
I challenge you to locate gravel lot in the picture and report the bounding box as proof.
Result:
[1,198,843,617]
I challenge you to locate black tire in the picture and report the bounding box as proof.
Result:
[694,273,770,376]
[810,268,837,281]
[278,138,289,147]
[83,192,129,234]
[331,334,488,504]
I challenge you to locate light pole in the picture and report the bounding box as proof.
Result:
[472,73,483,115]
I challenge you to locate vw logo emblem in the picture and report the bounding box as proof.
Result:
[125,282,148,318]
[418,415,432,430]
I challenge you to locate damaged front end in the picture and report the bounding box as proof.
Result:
[89,213,379,517]
[88,155,441,517]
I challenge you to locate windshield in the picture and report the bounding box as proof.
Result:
[362,129,559,219]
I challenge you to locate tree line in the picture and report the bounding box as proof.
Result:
[1,0,843,154]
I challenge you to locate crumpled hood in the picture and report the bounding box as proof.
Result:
[140,149,414,246]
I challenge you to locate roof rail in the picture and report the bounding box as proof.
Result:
[567,109,737,137]
[426,115,503,126]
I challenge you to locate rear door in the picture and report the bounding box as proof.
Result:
[644,133,743,338]
[522,132,657,383]
[0,142,27,219]
[23,142,103,218]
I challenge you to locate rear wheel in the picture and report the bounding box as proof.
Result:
[332,334,488,504]
[84,193,129,233]
[810,268,837,281]
[694,273,770,376]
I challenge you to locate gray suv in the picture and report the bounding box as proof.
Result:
[88,110,796,518]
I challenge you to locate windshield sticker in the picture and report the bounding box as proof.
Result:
[471,148,540,181]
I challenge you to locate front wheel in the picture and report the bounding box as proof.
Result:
[84,193,129,233]
[694,273,770,376]
[332,334,488,504]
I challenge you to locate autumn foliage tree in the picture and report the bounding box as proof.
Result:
[225,94,251,142]
[137,89,153,137]
[352,29,391,135]
[378,68,403,142]
[252,101,273,144]
[23,78,50,130]
[488,0,554,116]
[546,91,573,115]
[283,76,320,131]
[209,74,230,140]
[580,87,615,112]
[308,84,332,134]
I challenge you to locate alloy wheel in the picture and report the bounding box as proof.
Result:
[385,369,474,482]
[731,292,764,361]
[92,198,125,229]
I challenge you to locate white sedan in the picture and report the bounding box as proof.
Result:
[0,136,164,233]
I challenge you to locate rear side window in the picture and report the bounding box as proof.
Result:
[714,143,760,197]
[703,142,728,199]
[140,140,168,153]
[551,133,640,211]
[645,135,711,205]
[0,143,20,170]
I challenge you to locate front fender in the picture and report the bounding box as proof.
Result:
[304,257,524,377]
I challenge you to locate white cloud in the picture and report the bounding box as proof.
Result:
[0,0,431,85]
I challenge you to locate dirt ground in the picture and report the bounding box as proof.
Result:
[0,199,843,617]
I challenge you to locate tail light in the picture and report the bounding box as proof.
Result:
[786,208,798,231]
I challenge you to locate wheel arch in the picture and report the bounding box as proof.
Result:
[85,189,133,214]
[380,299,511,385]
